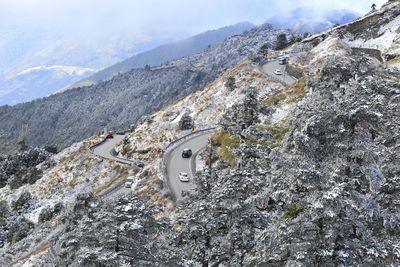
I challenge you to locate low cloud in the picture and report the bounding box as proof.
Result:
[0,0,387,36]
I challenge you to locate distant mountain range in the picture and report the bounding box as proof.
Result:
[0,22,254,106]
[0,7,360,106]
[69,22,255,89]
[0,27,185,106]
[267,8,360,33]
[0,23,283,153]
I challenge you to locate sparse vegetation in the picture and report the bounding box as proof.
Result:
[287,79,307,103]
[7,218,34,244]
[256,122,290,146]
[39,203,63,223]
[264,78,307,106]
[212,130,240,166]
[225,76,236,91]
[12,191,32,211]
[0,201,9,226]
[264,92,287,106]
[94,165,130,195]
[121,144,133,157]
[283,203,303,220]
[245,135,270,146]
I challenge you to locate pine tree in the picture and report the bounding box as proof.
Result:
[275,33,288,50]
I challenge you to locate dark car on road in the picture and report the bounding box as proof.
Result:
[182,148,192,158]
[106,133,114,139]
[279,58,287,65]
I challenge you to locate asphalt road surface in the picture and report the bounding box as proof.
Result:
[92,134,133,197]
[92,134,134,165]
[166,131,213,201]
[261,60,297,85]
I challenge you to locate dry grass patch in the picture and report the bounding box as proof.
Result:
[10,241,49,267]
[212,129,240,166]
[387,56,400,66]
[162,111,179,121]
[255,121,290,147]
[94,171,129,195]
[93,163,131,194]
[137,173,174,206]
[264,78,307,107]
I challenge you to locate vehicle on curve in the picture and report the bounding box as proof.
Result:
[274,69,283,75]
[106,133,114,139]
[125,177,134,188]
[179,172,189,182]
[182,148,193,158]
[279,58,287,65]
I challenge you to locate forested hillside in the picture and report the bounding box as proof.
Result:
[0,24,285,153]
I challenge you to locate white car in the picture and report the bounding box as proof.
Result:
[125,177,134,188]
[179,172,189,182]
[274,69,283,75]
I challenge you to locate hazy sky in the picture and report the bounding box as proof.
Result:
[0,0,387,36]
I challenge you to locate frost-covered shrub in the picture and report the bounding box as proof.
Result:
[225,76,236,91]
[0,201,9,224]
[39,203,63,223]
[7,218,34,243]
[178,113,194,130]
[283,203,303,219]
[11,168,41,189]
[11,191,32,211]
[0,148,50,189]
[9,167,43,190]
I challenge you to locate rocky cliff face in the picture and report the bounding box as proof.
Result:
[0,2,399,266]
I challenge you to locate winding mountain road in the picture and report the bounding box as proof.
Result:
[166,131,213,201]
[92,134,135,165]
[261,59,297,85]
[91,134,135,198]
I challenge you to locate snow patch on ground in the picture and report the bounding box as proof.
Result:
[310,37,352,65]
[271,104,293,123]
[15,65,97,77]
[195,149,206,172]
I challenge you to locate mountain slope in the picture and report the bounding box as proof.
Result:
[0,23,284,154]
[0,2,399,266]
[70,22,254,88]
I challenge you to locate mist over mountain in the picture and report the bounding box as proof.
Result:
[0,27,186,105]
[70,22,254,88]
[267,7,360,33]
[0,22,254,106]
